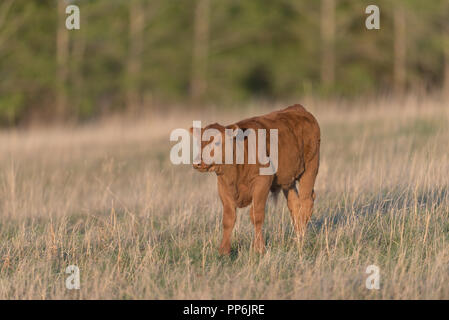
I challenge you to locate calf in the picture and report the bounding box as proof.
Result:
[190,104,320,254]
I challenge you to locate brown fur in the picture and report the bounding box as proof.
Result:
[190,104,320,254]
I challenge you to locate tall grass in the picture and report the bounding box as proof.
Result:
[0,97,448,299]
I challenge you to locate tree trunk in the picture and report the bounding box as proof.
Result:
[444,44,449,96]
[56,0,69,120]
[320,0,335,88]
[393,5,406,97]
[443,20,449,96]
[72,11,86,120]
[190,0,210,103]
[126,0,145,114]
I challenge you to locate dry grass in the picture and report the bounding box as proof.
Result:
[0,96,448,299]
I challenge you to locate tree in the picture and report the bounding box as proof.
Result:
[126,0,145,113]
[440,2,449,95]
[190,0,210,103]
[393,3,407,96]
[56,0,69,119]
[320,0,335,88]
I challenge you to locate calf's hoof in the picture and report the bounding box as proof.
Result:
[218,246,231,256]
[252,242,265,254]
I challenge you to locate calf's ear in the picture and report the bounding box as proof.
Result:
[227,123,239,130]
[225,124,239,138]
[189,127,202,135]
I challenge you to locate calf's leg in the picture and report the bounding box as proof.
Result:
[297,154,319,235]
[250,178,271,254]
[219,204,236,255]
[283,186,303,235]
[284,155,319,237]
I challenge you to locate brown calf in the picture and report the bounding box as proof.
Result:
[190,104,320,254]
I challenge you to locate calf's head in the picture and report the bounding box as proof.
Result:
[189,122,239,173]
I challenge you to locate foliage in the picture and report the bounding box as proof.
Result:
[0,0,447,124]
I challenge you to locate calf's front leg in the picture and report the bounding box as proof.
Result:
[250,177,271,254]
[219,203,236,255]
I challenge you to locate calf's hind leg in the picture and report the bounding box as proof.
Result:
[283,185,302,235]
[284,156,319,236]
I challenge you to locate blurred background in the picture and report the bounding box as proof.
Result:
[1,1,449,299]
[0,0,448,126]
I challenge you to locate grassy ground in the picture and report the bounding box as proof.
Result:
[0,97,448,299]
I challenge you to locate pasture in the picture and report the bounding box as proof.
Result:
[0,97,448,299]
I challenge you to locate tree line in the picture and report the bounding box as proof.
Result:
[0,0,448,125]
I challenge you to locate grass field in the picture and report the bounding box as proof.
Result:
[0,96,448,299]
